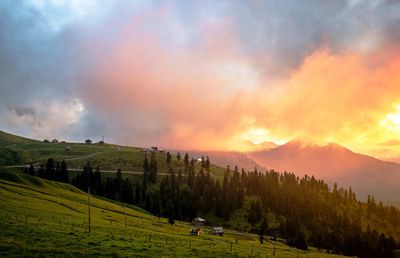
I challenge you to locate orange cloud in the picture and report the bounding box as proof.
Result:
[259,47,400,158]
[77,8,400,157]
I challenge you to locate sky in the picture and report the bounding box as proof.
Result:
[1,0,400,160]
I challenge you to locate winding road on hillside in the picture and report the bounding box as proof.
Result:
[3,150,182,176]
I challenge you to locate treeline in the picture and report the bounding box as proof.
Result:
[27,153,400,257]
[25,158,69,183]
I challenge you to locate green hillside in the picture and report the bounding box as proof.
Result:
[0,130,226,178]
[0,170,343,257]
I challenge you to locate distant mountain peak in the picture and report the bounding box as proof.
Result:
[284,137,350,152]
[244,140,279,151]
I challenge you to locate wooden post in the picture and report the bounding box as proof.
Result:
[165,236,168,245]
[87,187,91,233]
[124,203,127,229]
[230,242,233,252]
[273,246,276,256]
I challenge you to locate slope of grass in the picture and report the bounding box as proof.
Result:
[0,130,37,144]
[0,170,345,257]
[0,130,227,179]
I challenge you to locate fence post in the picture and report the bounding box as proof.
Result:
[230,242,233,252]
[251,244,254,255]
[87,187,91,233]
[124,203,127,229]
[273,246,276,256]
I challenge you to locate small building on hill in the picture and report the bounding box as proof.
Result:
[43,139,50,143]
[213,227,224,236]
[51,139,58,144]
[99,136,105,144]
[192,217,206,227]
[190,228,202,236]
[85,139,92,144]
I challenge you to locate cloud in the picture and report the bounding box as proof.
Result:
[379,139,400,146]
[2,0,400,156]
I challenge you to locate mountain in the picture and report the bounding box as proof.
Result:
[242,140,279,151]
[173,150,265,171]
[173,142,278,172]
[247,139,400,202]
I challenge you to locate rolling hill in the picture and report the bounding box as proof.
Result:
[0,169,344,257]
[2,129,400,204]
[0,130,227,179]
[247,139,400,203]
[173,150,265,171]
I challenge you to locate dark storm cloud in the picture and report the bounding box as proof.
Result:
[224,0,400,76]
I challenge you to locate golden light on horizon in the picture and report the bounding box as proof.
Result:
[242,128,269,145]
[381,104,400,132]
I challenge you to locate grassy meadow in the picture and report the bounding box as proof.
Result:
[0,170,346,257]
[0,131,226,180]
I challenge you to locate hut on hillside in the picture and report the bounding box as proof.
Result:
[212,227,224,236]
[190,228,202,236]
[85,139,92,144]
[192,217,206,227]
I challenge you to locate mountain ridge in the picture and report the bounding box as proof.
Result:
[247,139,400,203]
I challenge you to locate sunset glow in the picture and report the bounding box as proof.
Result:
[1,1,400,161]
[242,128,269,145]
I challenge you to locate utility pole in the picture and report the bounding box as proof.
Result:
[88,187,91,233]
[124,202,127,229]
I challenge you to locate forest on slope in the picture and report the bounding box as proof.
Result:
[26,151,400,258]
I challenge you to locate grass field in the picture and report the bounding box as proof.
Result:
[0,131,227,179]
[0,170,346,257]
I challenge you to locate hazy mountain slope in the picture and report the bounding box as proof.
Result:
[174,150,265,171]
[248,140,400,202]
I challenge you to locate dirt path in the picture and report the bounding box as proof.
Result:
[4,152,106,168]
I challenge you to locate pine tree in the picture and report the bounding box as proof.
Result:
[184,153,189,172]
[259,217,268,244]
[166,152,172,167]
[165,200,175,220]
[60,160,68,183]
[28,163,35,176]
[45,158,55,180]
[205,156,210,173]
[149,152,158,183]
